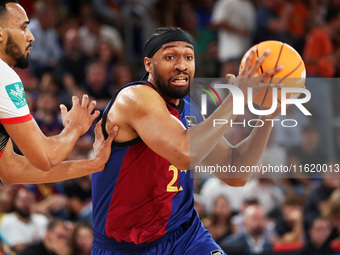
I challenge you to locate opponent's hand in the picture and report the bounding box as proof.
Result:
[92,120,118,171]
[60,94,100,135]
[226,49,283,101]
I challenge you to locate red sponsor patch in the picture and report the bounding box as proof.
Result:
[0,150,3,159]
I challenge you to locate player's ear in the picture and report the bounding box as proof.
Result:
[0,27,4,42]
[144,57,153,73]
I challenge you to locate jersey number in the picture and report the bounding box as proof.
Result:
[167,165,183,192]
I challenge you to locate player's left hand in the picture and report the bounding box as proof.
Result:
[60,94,100,135]
[92,120,118,171]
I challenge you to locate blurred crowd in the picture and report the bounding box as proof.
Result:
[0,0,340,254]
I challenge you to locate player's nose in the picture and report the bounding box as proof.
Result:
[174,57,188,72]
[26,28,35,42]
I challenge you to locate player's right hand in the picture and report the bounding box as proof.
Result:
[92,120,118,171]
[227,49,283,101]
[60,94,100,135]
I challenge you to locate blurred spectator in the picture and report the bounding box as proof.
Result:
[231,197,276,241]
[0,237,12,255]
[78,13,123,59]
[287,125,327,172]
[210,0,255,71]
[55,28,90,98]
[273,194,304,244]
[0,184,16,219]
[298,217,333,255]
[111,63,134,92]
[286,0,310,54]
[335,128,340,161]
[25,182,68,220]
[259,130,287,169]
[18,219,72,255]
[303,8,340,78]
[220,205,273,254]
[71,222,93,255]
[91,0,124,26]
[202,195,235,244]
[303,8,340,160]
[253,0,292,44]
[28,3,62,78]
[242,178,284,217]
[82,61,112,111]
[193,193,206,219]
[0,188,48,253]
[303,178,340,231]
[272,106,310,150]
[200,177,247,213]
[64,176,92,225]
[96,40,121,84]
[323,188,340,241]
[33,92,64,137]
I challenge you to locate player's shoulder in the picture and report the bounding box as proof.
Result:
[116,84,165,107]
[0,59,20,86]
[0,59,14,73]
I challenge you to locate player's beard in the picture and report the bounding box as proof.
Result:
[5,33,30,69]
[153,65,190,100]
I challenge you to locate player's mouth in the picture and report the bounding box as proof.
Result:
[25,45,32,54]
[171,75,189,86]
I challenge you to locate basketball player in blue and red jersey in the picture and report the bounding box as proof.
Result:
[92,27,283,254]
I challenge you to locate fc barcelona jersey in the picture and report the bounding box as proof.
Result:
[92,81,202,245]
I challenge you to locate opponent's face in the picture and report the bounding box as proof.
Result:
[145,41,195,104]
[0,3,34,68]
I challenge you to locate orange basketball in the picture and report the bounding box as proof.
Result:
[239,41,306,108]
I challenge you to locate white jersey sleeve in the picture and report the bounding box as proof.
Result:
[0,59,32,124]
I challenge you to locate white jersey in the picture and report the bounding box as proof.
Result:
[0,59,32,158]
[0,212,48,246]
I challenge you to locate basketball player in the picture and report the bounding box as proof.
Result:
[0,1,118,183]
[91,27,283,254]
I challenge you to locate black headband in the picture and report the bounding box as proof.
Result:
[144,29,194,58]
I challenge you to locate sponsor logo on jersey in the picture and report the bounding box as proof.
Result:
[185,116,197,127]
[5,82,27,109]
[210,250,223,255]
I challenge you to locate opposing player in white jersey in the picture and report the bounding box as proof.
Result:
[0,0,118,184]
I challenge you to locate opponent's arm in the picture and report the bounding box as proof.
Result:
[0,121,118,185]
[4,95,100,171]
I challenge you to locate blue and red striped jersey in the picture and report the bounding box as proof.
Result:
[92,81,202,245]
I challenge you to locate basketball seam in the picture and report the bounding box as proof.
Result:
[278,61,303,83]
[256,45,266,107]
[262,42,284,107]
[276,61,303,105]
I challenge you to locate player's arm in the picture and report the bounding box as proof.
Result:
[189,50,282,169]
[3,95,100,171]
[0,121,118,185]
[200,112,279,187]
[108,85,191,170]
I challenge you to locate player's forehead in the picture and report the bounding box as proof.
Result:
[159,41,194,53]
[5,3,29,27]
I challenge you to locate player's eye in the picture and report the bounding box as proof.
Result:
[166,55,174,60]
[186,55,193,60]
